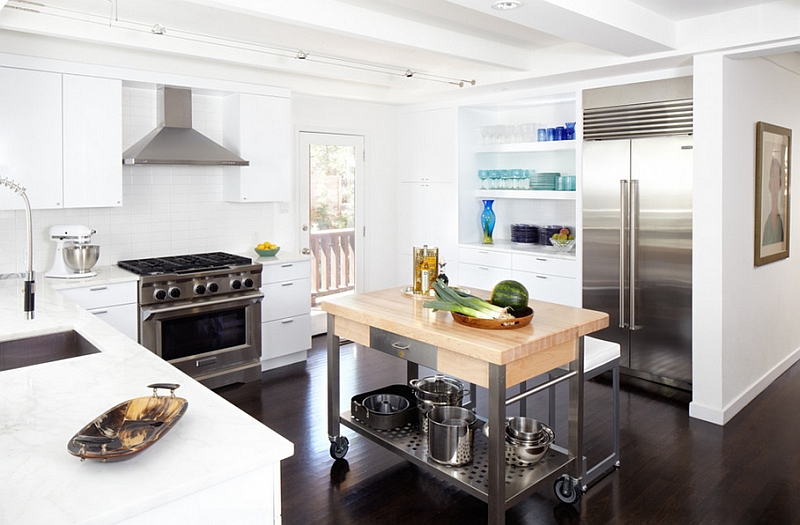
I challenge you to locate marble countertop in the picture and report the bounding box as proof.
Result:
[0,276,293,525]
[45,265,140,290]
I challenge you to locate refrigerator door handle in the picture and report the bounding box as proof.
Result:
[630,179,639,330]
[619,179,629,328]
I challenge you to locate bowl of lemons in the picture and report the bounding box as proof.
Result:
[255,242,280,257]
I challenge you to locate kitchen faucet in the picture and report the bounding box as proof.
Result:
[0,177,34,319]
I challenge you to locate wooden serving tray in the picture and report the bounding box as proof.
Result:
[67,383,188,462]
[451,307,534,330]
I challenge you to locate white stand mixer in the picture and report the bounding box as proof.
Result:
[46,225,99,279]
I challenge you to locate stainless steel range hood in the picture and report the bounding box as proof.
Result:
[123,87,248,166]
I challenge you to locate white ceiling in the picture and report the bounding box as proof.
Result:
[0,0,796,103]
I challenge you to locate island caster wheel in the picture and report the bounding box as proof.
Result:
[554,474,582,505]
[330,436,349,460]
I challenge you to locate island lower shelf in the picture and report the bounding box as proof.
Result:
[339,411,572,509]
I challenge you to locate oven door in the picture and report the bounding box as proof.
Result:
[140,291,263,388]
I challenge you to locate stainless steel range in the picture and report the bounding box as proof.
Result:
[118,252,263,389]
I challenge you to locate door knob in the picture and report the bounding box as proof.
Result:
[302,248,310,255]
[302,224,309,231]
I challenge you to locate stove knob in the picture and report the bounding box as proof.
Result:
[154,289,167,301]
[194,284,206,295]
[169,287,182,299]
[230,279,242,290]
[207,282,219,293]
[243,278,254,288]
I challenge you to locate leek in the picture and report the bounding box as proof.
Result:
[423,279,512,319]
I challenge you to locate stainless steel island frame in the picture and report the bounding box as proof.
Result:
[322,287,609,525]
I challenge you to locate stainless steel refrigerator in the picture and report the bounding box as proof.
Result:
[582,135,693,390]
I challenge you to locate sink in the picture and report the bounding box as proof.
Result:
[0,330,101,371]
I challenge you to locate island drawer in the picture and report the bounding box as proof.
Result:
[370,327,437,370]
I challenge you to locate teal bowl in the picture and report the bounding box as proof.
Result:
[255,247,280,257]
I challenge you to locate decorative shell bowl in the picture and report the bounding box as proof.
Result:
[451,306,534,330]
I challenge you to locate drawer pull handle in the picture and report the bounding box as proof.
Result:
[89,286,108,292]
[477,251,489,255]
[478,266,489,271]
[391,342,410,351]
[197,356,217,367]
[281,282,294,287]
[281,318,294,324]
[281,264,293,268]
[535,258,548,262]
[89,309,108,315]
[536,275,548,279]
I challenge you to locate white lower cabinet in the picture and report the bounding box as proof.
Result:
[260,258,311,371]
[457,246,580,306]
[57,281,138,340]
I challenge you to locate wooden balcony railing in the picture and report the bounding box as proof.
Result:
[310,228,355,305]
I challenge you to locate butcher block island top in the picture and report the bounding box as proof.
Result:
[321,287,609,388]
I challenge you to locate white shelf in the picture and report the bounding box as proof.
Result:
[475,189,576,200]
[475,140,576,154]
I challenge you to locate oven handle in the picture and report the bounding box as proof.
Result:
[141,291,263,320]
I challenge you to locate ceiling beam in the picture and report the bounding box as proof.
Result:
[179,0,534,71]
[444,0,677,56]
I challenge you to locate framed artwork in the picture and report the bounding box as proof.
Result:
[754,121,792,266]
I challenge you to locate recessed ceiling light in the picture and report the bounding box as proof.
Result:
[492,1,521,10]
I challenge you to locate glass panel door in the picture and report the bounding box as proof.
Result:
[299,132,364,307]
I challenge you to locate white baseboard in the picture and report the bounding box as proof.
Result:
[690,345,800,425]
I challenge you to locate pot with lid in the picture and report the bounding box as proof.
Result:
[409,375,469,432]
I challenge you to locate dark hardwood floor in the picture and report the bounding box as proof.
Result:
[215,336,800,525]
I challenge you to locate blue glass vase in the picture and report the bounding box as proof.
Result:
[481,199,495,244]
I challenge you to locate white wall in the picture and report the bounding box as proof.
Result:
[691,53,800,424]
[291,94,399,293]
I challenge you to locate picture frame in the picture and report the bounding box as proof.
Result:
[754,121,792,266]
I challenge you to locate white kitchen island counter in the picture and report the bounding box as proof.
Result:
[0,277,293,525]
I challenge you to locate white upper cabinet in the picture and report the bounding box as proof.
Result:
[398,106,458,183]
[62,75,123,208]
[0,68,122,210]
[223,93,291,203]
[0,67,63,209]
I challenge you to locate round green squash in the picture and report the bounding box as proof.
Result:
[490,280,530,314]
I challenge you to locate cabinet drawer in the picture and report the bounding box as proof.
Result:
[458,263,513,292]
[261,278,310,321]
[59,281,137,310]
[261,260,310,283]
[458,247,512,268]
[262,314,311,360]
[512,254,577,278]
[512,270,580,307]
[86,303,138,341]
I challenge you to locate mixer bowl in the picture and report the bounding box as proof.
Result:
[63,244,100,273]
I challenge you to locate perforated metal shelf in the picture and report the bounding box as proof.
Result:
[340,411,573,508]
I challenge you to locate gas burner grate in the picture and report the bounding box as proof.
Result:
[118,252,253,276]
